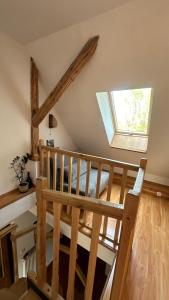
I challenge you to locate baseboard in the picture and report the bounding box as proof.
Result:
[113,173,169,198]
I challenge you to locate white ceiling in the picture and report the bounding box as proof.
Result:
[0,0,132,43]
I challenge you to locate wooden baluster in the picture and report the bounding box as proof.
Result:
[36,177,47,287]
[68,156,73,194]
[85,160,91,196]
[96,164,102,198]
[53,153,57,190]
[39,149,44,177]
[60,154,64,192]
[51,202,61,298]
[82,160,91,224]
[114,168,128,243]
[39,139,44,176]
[67,207,80,300]
[84,213,102,300]
[47,151,50,188]
[102,166,114,237]
[76,158,81,195]
[67,156,73,215]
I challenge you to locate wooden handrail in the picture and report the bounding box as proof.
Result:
[42,188,124,220]
[40,145,140,171]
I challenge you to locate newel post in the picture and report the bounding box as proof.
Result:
[110,191,140,300]
[140,158,147,170]
[36,177,48,287]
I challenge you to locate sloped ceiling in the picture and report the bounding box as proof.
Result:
[27,0,169,183]
[0,0,132,43]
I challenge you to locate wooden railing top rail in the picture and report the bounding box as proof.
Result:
[40,145,140,171]
[42,187,124,220]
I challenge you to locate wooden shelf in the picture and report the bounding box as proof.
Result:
[0,187,36,209]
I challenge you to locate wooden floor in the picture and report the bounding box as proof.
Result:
[97,185,169,300]
[121,192,169,300]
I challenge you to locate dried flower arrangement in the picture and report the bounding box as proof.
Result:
[10,153,31,192]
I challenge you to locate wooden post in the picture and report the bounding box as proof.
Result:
[32,36,99,127]
[36,177,47,287]
[110,191,140,300]
[31,58,39,161]
[11,233,19,282]
[140,158,147,170]
[114,169,127,243]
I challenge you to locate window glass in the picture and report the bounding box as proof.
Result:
[111,88,152,134]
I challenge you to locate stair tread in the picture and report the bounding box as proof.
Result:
[22,289,42,300]
[10,278,28,297]
[0,288,18,300]
[22,289,64,299]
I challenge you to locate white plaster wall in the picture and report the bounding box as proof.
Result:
[27,0,169,185]
[0,33,30,194]
[0,33,76,195]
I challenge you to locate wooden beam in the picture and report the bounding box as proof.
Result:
[32,36,99,127]
[31,57,39,161]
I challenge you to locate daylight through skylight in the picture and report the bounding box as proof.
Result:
[111,88,152,135]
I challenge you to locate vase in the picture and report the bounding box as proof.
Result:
[18,182,29,193]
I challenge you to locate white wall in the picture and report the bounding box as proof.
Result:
[0,33,76,195]
[27,0,169,185]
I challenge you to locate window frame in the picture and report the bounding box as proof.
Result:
[108,88,153,137]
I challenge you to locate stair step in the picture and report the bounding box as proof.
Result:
[0,288,18,300]
[22,289,42,300]
[10,278,28,298]
[22,289,64,300]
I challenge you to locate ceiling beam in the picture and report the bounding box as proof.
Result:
[32,36,99,127]
[30,57,39,161]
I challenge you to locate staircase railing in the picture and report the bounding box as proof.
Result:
[39,143,144,249]
[28,157,146,300]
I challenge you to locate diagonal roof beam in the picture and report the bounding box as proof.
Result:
[32,36,99,127]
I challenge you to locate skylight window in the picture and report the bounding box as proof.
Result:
[96,88,153,153]
[111,88,152,135]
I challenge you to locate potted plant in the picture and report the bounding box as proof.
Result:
[10,153,31,193]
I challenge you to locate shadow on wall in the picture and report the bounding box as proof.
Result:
[0,61,30,124]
